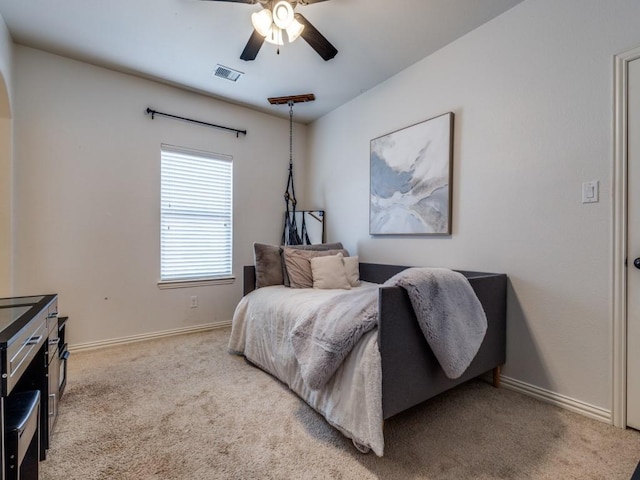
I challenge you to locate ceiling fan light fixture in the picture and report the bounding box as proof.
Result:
[264,25,284,46]
[272,1,294,29]
[285,19,304,43]
[230,0,337,61]
[251,8,273,37]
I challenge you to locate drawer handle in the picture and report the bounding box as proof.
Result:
[49,338,60,345]
[47,312,58,319]
[49,393,56,417]
[26,335,43,346]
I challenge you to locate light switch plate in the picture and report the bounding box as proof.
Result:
[582,180,599,203]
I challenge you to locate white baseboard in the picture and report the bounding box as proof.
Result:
[69,321,232,353]
[499,375,611,424]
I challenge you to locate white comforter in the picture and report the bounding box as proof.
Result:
[228,284,385,456]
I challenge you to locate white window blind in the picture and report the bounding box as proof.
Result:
[160,145,233,284]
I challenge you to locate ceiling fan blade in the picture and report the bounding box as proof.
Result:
[294,13,337,61]
[240,30,265,61]
[297,0,331,4]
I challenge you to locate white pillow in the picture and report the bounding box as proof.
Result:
[343,256,360,287]
[310,254,351,290]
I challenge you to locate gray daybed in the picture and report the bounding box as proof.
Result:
[234,262,507,454]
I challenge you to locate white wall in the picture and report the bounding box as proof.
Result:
[0,12,13,296]
[0,11,11,117]
[13,46,307,346]
[0,116,11,298]
[308,0,640,411]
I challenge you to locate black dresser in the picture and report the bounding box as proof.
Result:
[0,295,69,479]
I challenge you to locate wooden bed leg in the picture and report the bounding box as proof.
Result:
[492,366,501,388]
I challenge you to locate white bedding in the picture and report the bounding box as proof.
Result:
[228,284,385,456]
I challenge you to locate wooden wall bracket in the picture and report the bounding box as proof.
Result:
[268,93,316,105]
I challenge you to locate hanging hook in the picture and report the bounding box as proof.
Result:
[289,101,294,166]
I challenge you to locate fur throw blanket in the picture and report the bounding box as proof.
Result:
[386,268,487,379]
[290,286,379,390]
[290,268,487,389]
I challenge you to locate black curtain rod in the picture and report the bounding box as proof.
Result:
[145,108,247,138]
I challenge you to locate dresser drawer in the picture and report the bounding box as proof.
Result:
[6,313,47,394]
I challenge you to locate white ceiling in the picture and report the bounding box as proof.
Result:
[0,0,523,123]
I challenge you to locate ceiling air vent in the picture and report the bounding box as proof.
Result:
[213,65,243,82]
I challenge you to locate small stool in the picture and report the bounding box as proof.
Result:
[5,390,40,480]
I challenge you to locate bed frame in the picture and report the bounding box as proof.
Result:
[243,263,507,420]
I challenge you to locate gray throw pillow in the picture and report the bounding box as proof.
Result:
[253,243,284,288]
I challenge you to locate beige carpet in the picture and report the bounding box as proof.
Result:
[41,328,640,480]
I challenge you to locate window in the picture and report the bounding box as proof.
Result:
[159,144,233,287]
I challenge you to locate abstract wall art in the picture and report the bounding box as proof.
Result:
[370,112,454,235]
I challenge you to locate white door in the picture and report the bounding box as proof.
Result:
[628,58,640,430]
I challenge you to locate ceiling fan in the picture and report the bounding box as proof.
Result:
[202,0,338,61]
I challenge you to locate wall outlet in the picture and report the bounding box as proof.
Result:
[190,296,198,308]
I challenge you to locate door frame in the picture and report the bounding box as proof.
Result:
[613,45,640,428]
